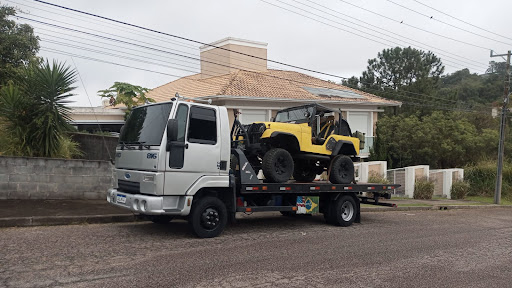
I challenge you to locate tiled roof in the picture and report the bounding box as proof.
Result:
[146,69,401,106]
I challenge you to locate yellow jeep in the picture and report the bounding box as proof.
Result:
[232,104,361,184]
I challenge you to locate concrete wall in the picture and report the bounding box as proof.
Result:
[70,133,118,162]
[0,156,112,200]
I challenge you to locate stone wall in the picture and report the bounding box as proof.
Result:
[0,156,112,200]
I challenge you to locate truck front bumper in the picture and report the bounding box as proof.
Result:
[107,188,193,216]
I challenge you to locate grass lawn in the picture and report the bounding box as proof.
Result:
[465,196,512,205]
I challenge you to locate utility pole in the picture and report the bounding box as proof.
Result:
[491,50,511,205]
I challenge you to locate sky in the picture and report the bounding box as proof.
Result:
[4,0,512,107]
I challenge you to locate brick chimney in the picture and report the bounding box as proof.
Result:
[199,37,268,79]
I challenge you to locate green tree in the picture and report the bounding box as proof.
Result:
[370,111,499,169]
[341,76,359,89]
[0,5,40,85]
[360,47,444,93]
[98,82,153,118]
[0,60,79,158]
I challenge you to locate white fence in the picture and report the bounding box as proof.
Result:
[387,165,429,198]
[429,168,464,199]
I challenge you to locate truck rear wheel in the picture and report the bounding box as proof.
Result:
[329,155,355,184]
[262,148,294,183]
[189,197,227,238]
[293,160,317,183]
[328,195,357,226]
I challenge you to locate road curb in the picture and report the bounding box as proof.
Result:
[1,205,511,228]
[0,214,139,228]
[361,204,512,212]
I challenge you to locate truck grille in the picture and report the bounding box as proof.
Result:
[118,180,140,194]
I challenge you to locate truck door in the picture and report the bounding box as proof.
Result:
[165,103,221,195]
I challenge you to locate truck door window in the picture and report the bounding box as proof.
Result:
[188,106,217,145]
[176,104,189,142]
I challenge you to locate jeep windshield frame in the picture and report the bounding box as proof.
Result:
[274,104,336,125]
[274,105,315,124]
[119,102,173,146]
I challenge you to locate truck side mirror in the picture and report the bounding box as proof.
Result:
[167,119,178,142]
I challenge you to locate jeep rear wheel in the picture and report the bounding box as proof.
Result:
[293,161,317,183]
[262,148,294,183]
[329,155,355,184]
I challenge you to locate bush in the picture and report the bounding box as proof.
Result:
[56,136,83,159]
[451,181,470,199]
[368,171,390,184]
[413,177,434,199]
[465,161,512,200]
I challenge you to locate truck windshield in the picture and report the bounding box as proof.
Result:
[119,103,173,146]
[275,106,314,123]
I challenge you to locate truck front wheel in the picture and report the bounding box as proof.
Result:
[262,148,294,183]
[329,155,355,184]
[189,197,227,238]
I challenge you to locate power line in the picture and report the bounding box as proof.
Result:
[9,0,287,74]
[294,0,488,68]
[336,0,491,51]
[267,0,487,71]
[44,43,492,114]
[33,0,468,83]
[19,15,470,107]
[18,5,494,112]
[42,32,488,111]
[25,1,495,107]
[386,0,512,46]
[41,47,186,78]
[411,0,512,42]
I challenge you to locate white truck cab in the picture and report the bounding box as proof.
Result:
[107,98,231,219]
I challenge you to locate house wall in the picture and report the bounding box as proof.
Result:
[0,156,112,200]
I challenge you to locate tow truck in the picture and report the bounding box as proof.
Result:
[107,96,399,238]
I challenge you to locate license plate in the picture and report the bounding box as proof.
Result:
[116,194,126,204]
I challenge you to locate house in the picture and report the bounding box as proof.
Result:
[69,103,125,134]
[146,37,401,157]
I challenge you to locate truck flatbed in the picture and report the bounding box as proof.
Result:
[241,181,398,194]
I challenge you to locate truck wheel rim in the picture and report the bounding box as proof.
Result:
[201,207,220,230]
[341,201,354,221]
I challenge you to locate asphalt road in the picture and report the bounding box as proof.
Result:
[1,208,511,288]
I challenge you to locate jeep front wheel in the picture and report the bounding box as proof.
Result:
[329,155,355,184]
[262,148,294,183]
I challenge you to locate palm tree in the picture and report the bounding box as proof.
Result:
[0,60,78,157]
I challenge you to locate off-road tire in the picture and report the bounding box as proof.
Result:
[328,195,357,227]
[149,215,174,224]
[262,148,294,183]
[293,160,317,183]
[329,155,355,184]
[189,197,227,238]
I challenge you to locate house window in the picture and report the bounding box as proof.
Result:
[188,106,217,144]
